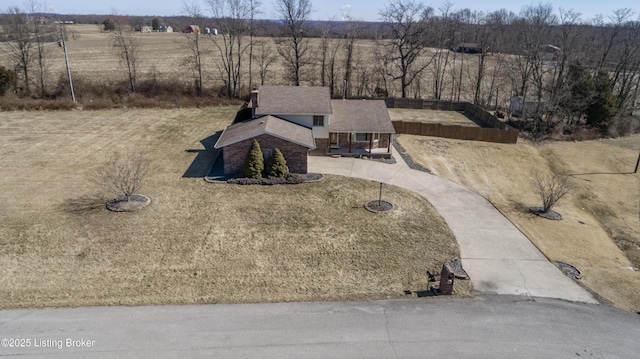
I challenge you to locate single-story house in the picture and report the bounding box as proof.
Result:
[159,25,173,33]
[140,25,153,33]
[214,86,396,175]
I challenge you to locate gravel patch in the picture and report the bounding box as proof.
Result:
[106,194,150,212]
[392,136,431,173]
[553,261,582,279]
[364,200,394,213]
[529,207,563,220]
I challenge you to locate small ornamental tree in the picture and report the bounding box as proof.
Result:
[265,148,289,177]
[96,151,149,201]
[532,171,570,213]
[243,140,264,178]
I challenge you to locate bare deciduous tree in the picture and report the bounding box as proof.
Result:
[206,0,253,98]
[379,0,434,98]
[316,21,341,97]
[25,0,56,98]
[343,20,361,98]
[532,171,570,214]
[96,152,150,201]
[274,0,312,86]
[3,6,35,96]
[112,16,141,93]
[247,0,262,88]
[252,39,278,85]
[182,1,206,95]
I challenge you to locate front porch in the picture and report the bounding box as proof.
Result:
[313,132,393,159]
[327,146,393,159]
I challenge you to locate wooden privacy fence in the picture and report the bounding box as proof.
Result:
[392,121,519,144]
[386,98,519,144]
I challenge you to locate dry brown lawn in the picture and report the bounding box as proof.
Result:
[398,134,640,312]
[389,108,479,127]
[0,107,464,309]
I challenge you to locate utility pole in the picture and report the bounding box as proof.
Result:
[59,27,76,103]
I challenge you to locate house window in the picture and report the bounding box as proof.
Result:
[313,115,324,126]
[262,149,273,162]
[354,133,380,142]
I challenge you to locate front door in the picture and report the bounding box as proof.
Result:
[329,133,339,149]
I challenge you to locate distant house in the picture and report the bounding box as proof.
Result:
[183,25,201,34]
[451,42,485,54]
[540,44,561,64]
[159,25,173,33]
[510,96,545,117]
[203,27,211,34]
[211,28,218,35]
[140,25,153,33]
[214,86,396,175]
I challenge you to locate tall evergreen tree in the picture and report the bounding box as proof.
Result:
[243,140,264,178]
[265,148,289,177]
[585,71,617,130]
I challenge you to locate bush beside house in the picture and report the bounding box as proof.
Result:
[242,140,264,178]
[265,148,289,177]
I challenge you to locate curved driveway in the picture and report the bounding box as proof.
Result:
[308,151,597,304]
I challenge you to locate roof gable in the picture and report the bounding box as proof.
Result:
[214,115,315,149]
[255,86,332,116]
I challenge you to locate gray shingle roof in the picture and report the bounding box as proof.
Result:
[254,86,332,116]
[214,115,316,149]
[329,100,396,133]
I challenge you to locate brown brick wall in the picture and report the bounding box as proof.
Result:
[223,134,309,175]
[315,138,329,153]
[333,133,391,150]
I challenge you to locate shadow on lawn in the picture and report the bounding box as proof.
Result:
[183,131,222,178]
[59,194,109,214]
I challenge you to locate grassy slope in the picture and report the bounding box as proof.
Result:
[0,107,463,309]
[398,134,640,312]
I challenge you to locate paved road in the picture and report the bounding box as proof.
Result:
[0,296,637,358]
[308,150,597,304]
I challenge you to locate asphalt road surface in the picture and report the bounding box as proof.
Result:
[1,295,638,358]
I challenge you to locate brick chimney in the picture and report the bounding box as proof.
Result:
[250,88,259,117]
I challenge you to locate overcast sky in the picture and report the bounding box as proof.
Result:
[9,0,640,22]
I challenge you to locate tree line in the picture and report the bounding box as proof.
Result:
[1,0,639,136]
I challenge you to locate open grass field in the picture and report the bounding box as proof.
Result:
[388,108,480,127]
[0,24,510,105]
[398,133,640,312]
[0,106,465,309]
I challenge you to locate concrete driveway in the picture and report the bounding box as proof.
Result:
[308,149,597,304]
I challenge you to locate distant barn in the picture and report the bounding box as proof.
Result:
[183,25,201,34]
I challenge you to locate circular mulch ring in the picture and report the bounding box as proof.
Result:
[552,260,582,279]
[106,194,151,212]
[364,200,394,213]
[529,207,562,220]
